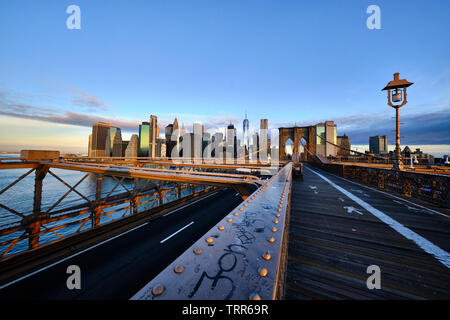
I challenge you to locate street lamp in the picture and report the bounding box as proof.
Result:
[409,155,418,169]
[382,72,413,170]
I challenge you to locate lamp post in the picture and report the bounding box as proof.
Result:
[382,72,413,170]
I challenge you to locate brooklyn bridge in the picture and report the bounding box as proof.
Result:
[0,131,449,300]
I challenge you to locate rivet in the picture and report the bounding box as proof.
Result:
[233,212,239,216]
[271,227,277,232]
[194,248,202,255]
[275,213,281,218]
[258,267,268,277]
[206,237,214,244]
[249,293,261,300]
[280,200,283,204]
[239,207,244,211]
[274,219,279,224]
[262,252,271,261]
[277,208,282,212]
[174,265,185,274]
[267,237,275,243]
[218,225,225,231]
[244,203,248,207]
[227,218,233,223]
[152,284,165,297]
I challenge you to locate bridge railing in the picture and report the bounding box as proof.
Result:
[318,163,449,207]
[0,165,214,259]
[131,162,293,300]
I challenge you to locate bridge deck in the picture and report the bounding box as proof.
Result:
[286,164,450,300]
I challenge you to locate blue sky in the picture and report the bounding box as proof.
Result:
[0,0,449,153]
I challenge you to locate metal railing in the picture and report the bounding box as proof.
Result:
[131,162,293,300]
[0,165,214,259]
[319,163,450,207]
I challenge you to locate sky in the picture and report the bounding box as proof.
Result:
[0,0,449,155]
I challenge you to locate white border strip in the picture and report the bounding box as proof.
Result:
[305,166,450,269]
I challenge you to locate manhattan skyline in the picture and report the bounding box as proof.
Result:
[0,0,449,155]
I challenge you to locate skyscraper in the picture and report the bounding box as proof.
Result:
[193,123,204,159]
[243,113,249,154]
[138,122,150,157]
[88,134,92,157]
[149,115,158,157]
[125,134,138,157]
[91,122,118,157]
[172,118,180,157]
[260,119,269,161]
[369,135,388,155]
[111,128,123,157]
[226,123,237,159]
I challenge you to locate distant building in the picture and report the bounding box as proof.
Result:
[125,134,138,157]
[193,123,204,159]
[402,146,435,164]
[138,122,150,157]
[91,122,118,157]
[121,140,129,156]
[315,121,337,157]
[226,123,237,158]
[260,119,269,161]
[211,132,224,158]
[243,113,249,154]
[149,115,158,157]
[337,133,351,156]
[202,132,211,159]
[156,137,166,158]
[111,128,123,157]
[369,135,388,155]
[88,134,93,157]
[251,132,259,160]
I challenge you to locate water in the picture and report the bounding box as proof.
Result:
[0,154,202,257]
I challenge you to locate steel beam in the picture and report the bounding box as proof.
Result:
[131,162,292,300]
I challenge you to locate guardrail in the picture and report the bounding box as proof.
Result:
[131,162,293,300]
[318,163,449,208]
[0,165,214,259]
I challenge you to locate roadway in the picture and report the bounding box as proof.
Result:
[286,164,450,299]
[0,188,243,299]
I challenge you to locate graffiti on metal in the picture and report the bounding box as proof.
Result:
[131,162,292,300]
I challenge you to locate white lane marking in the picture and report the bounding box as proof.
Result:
[0,222,149,290]
[162,192,218,217]
[305,166,450,269]
[338,197,345,202]
[160,221,194,244]
[344,206,364,215]
[306,165,449,219]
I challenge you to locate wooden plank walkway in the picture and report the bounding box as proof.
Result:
[286,164,450,300]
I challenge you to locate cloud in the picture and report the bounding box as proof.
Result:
[0,100,139,132]
[271,102,450,145]
[66,87,110,110]
[1,87,449,145]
